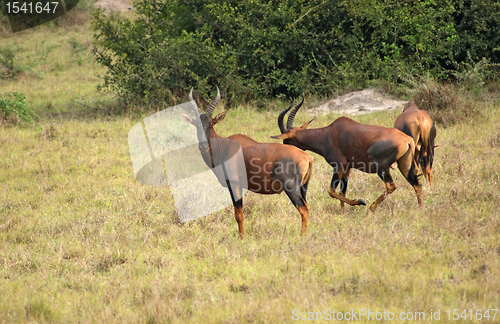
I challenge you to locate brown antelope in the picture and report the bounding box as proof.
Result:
[271,100,422,211]
[181,88,313,238]
[394,101,436,186]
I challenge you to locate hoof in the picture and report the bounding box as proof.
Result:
[357,198,367,206]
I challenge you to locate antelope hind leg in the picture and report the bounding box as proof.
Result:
[298,204,309,235]
[284,185,310,235]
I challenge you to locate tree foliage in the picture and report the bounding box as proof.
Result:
[92,0,500,105]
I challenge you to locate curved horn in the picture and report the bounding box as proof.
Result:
[188,88,194,101]
[205,86,221,117]
[277,103,294,134]
[286,97,304,130]
[188,87,201,118]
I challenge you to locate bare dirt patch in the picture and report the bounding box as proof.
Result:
[308,87,407,115]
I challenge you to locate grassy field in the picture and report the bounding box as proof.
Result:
[2,100,500,323]
[0,8,115,116]
[2,9,500,324]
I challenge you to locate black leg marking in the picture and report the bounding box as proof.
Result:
[341,178,348,195]
[234,198,243,209]
[420,155,429,170]
[331,172,342,190]
[406,160,420,187]
[285,184,306,209]
[429,122,437,169]
[300,179,309,203]
[377,169,394,184]
[226,180,236,203]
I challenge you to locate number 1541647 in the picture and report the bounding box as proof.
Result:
[6,2,59,14]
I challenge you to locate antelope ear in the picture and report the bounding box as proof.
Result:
[181,114,195,125]
[270,133,292,140]
[213,111,227,124]
[300,117,315,129]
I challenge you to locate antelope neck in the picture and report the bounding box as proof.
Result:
[294,127,328,156]
[208,127,222,140]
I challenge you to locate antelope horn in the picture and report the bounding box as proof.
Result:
[286,97,304,130]
[278,103,294,134]
[205,86,221,117]
[188,88,194,101]
[187,87,201,118]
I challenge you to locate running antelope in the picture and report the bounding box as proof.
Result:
[394,101,436,186]
[271,100,422,211]
[181,88,313,238]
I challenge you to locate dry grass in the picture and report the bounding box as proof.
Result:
[1,102,500,323]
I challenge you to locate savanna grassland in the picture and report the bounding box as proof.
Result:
[2,5,500,324]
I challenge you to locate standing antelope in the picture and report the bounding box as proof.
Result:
[271,100,422,211]
[394,101,436,186]
[181,88,313,238]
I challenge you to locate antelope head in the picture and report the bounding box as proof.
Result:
[182,87,227,152]
[271,98,315,144]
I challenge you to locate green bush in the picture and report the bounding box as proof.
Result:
[0,92,37,124]
[91,0,500,106]
[404,71,486,127]
[0,45,16,73]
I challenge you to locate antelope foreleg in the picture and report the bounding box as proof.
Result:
[329,170,366,207]
[234,199,244,239]
[328,187,366,206]
[339,171,351,208]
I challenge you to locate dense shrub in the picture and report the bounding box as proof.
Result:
[91,0,500,106]
[405,71,486,127]
[0,92,37,124]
